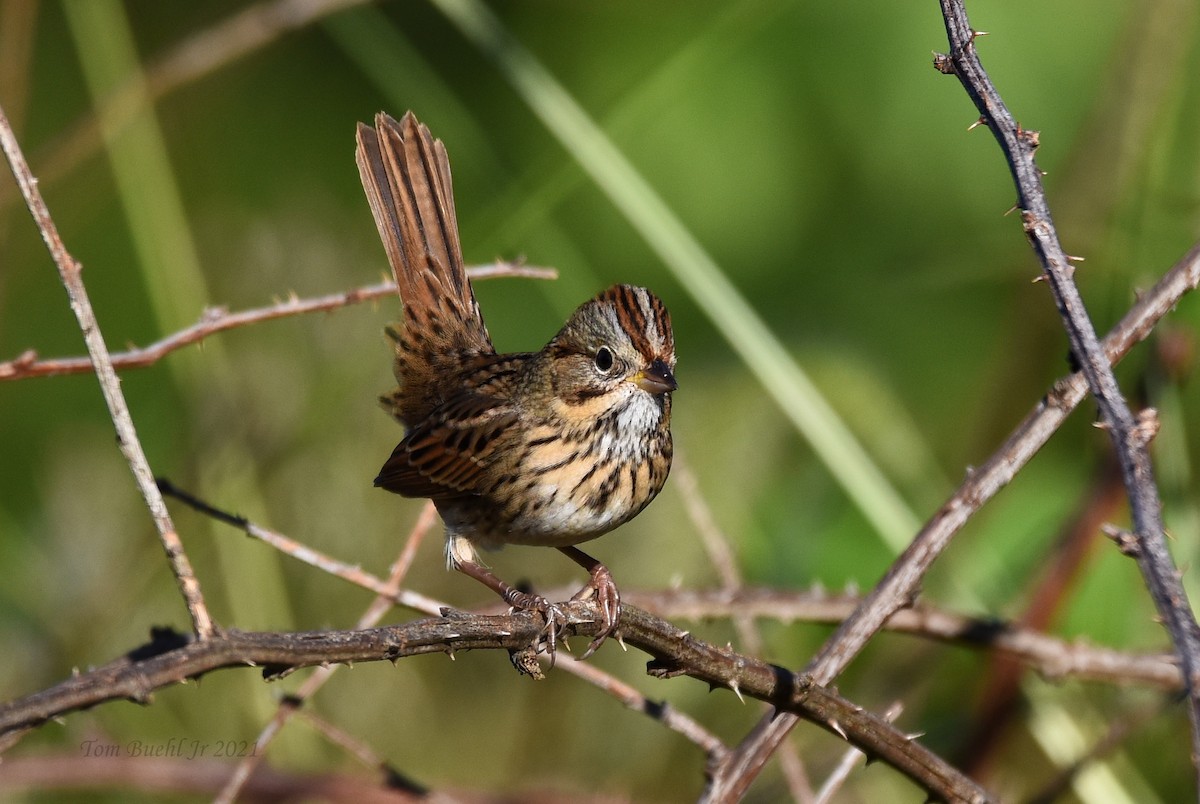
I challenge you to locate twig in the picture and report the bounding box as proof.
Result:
[0,263,557,381]
[936,0,1200,785]
[0,103,214,639]
[159,479,445,617]
[0,607,995,803]
[706,234,1200,799]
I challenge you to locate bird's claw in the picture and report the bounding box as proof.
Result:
[570,563,621,659]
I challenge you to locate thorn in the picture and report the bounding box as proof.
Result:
[617,634,628,652]
[1003,204,1019,217]
[729,681,745,704]
[829,719,847,740]
[967,117,986,132]
[971,29,990,39]
[907,730,927,741]
[1066,254,1085,262]
[1092,419,1113,431]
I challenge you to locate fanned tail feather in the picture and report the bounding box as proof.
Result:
[356,112,494,424]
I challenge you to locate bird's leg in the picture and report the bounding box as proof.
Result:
[559,545,621,659]
[451,557,566,665]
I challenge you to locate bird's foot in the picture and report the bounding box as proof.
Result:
[569,561,621,659]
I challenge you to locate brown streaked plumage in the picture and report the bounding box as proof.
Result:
[356,112,676,659]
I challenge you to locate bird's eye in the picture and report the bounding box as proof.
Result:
[594,346,615,373]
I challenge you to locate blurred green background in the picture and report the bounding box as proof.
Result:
[2,0,1199,801]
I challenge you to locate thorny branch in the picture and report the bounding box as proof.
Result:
[637,589,1181,692]
[0,604,993,803]
[935,0,1200,787]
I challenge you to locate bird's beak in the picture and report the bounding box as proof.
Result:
[633,359,677,394]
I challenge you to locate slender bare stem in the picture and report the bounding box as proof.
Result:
[158,479,446,617]
[0,263,556,381]
[0,102,214,639]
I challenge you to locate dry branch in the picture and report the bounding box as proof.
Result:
[0,603,993,803]
[0,754,423,803]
